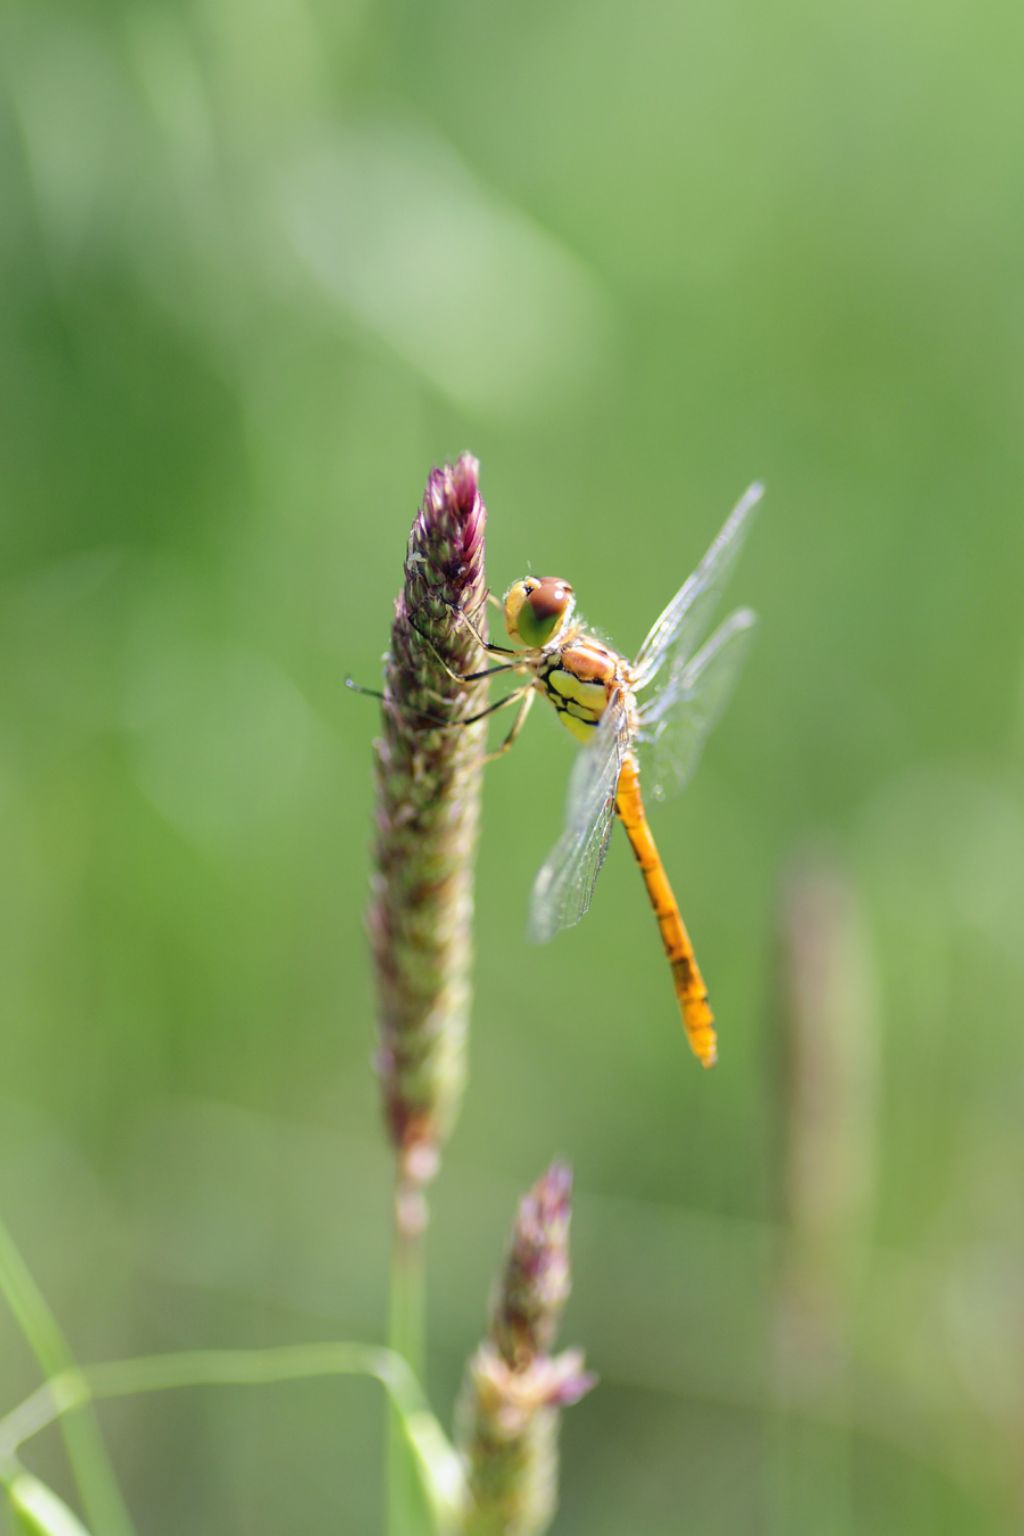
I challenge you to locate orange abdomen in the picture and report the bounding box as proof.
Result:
[615,753,718,1068]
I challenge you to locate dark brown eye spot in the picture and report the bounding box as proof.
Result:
[528,578,571,622]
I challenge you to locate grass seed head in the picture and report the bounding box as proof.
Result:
[458,1164,595,1536]
[370,455,489,1219]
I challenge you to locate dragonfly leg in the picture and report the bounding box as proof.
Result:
[345,677,466,727]
[345,676,530,735]
[459,685,533,730]
[441,598,519,658]
[483,686,535,764]
[485,589,504,613]
[409,611,524,685]
[345,678,439,725]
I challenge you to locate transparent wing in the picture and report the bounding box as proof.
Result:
[633,482,763,689]
[639,608,757,804]
[528,694,629,944]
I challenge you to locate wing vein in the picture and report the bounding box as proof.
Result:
[528,694,629,943]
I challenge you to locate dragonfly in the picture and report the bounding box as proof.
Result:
[447,482,764,1069]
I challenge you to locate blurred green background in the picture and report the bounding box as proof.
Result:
[2,0,1023,1530]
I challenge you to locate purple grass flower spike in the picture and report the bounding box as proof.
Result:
[491,1161,574,1368]
[370,455,489,1231]
[458,1164,596,1535]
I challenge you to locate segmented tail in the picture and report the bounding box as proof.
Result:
[615,752,718,1068]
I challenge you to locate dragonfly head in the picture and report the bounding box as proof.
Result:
[504,577,575,648]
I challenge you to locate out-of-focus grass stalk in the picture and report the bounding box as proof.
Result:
[770,851,880,1535]
[5,1468,93,1535]
[0,1343,465,1533]
[368,456,489,1534]
[388,1219,430,1534]
[457,1164,595,1536]
[0,1217,135,1536]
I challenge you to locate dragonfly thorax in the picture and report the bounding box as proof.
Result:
[539,636,634,744]
[504,576,576,649]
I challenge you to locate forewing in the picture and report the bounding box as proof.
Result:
[639,608,757,804]
[633,482,763,689]
[528,695,629,944]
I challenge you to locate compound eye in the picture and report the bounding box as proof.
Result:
[504,576,573,646]
[527,578,572,627]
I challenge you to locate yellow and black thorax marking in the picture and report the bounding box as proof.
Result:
[537,637,626,742]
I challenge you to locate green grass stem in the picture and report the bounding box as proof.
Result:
[388,1212,433,1536]
[0,1341,463,1532]
[0,1217,135,1536]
